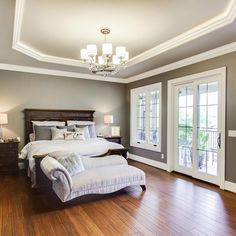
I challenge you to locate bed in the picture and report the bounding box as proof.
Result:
[20,109,128,188]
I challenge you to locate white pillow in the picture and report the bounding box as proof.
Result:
[64,131,85,141]
[32,121,65,126]
[51,127,67,140]
[74,127,90,139]
[67,120,95,126]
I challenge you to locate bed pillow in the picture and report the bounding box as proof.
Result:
[74,126,90,139]
[32,121,65,127]
[32,121,66,140]
[67,120,95,126]
[51,127,67,140]
[57,125,75,132]
[87,124,97,138]
[64,131,85,141]
[49,151,84,176]
[34,125,55,141]
[29,133,35,142]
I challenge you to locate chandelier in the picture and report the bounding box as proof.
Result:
[80,27,129,76]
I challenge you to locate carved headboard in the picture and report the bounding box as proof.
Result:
[24,109,95,144]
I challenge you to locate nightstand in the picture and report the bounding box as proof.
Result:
[105,136,122,144]
[0,141,19,175]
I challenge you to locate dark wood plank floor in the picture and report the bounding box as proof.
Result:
[1,160,236,236]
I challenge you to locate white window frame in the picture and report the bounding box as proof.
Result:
[130,82,162,152]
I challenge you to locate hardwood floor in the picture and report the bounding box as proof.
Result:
[1,160,236,236]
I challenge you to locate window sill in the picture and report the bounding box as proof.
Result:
[131,142,161,152]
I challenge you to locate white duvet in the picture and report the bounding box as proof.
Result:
[19,138,123,186]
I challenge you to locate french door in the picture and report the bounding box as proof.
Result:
[173,76,224,185]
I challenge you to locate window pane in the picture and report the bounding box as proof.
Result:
[149,90,160,145]
[208,82,218,105]
[136,92,146,142]
[199,84,207,105]
[177,85,193,168]
[197,82,218,176]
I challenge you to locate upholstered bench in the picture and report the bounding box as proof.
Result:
[41,155,146,202]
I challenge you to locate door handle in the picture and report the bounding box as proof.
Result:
[217,133,221,149]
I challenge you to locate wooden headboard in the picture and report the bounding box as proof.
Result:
[24,109,95,144]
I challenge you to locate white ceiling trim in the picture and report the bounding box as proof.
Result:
[2,41,236,84]
[127,0,236,67]
[12,0,86,68]
[0,63,125,83]
[126,41,236,83]
[13,0,236,70]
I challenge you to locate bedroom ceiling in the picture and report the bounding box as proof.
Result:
[9,0,236,80]
[20,0,229,59]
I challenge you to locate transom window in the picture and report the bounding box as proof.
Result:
[130,83,162,152]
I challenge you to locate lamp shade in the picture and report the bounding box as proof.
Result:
[80,49,88,60]
[102,43,112,55]
[86,44,97,56]
[104,115,114,124]
[0,113,8,125]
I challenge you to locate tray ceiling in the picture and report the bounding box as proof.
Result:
[11,0,236,80]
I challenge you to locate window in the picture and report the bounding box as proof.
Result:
[130,82,161,152]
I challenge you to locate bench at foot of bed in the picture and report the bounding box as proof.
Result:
[40,154,146,202]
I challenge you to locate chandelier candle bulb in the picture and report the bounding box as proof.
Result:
[87,44,97,56]
[102,43,112,55]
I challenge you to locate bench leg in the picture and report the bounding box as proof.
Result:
[140,185,146,191]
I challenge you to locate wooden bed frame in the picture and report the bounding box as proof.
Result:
[24,109,128,188]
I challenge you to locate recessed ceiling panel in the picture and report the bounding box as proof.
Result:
[20,0,230,60]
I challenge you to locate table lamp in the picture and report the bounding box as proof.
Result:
[104,115,114,137]
[0,113,8,142]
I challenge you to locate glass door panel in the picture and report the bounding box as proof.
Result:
[174,78,221,185]
[177,86,193,169]
[197,82,218,176]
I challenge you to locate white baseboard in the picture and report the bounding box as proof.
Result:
[225,181,236,193]
[128,154,167,171]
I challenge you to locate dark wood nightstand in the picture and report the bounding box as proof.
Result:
[0,141,19,175]
[105,136,122,144]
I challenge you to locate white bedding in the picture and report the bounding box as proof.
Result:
[19,138,123,186]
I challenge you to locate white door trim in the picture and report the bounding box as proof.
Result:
[167,67,226,189]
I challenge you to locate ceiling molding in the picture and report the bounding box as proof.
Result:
[13,0,236,70]
[2,41,236,84]
[0,63,125,83]
[127,0,236,66]
[126,41,236,83]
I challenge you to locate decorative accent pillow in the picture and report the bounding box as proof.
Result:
[74,126,90,139]
[49,151,84,176]
[64,131,85,141]
[51,127,67,140]
[34,125,55,141]
[56,125,75,132]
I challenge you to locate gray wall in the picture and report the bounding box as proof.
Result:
[126,51,236,183]
[0,70,127,149]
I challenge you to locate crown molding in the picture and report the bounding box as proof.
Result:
[127,0,236,66]
[0,63,125,83]
[13,0,236,70]
[126,41,236,83]
[2,41,236,84]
